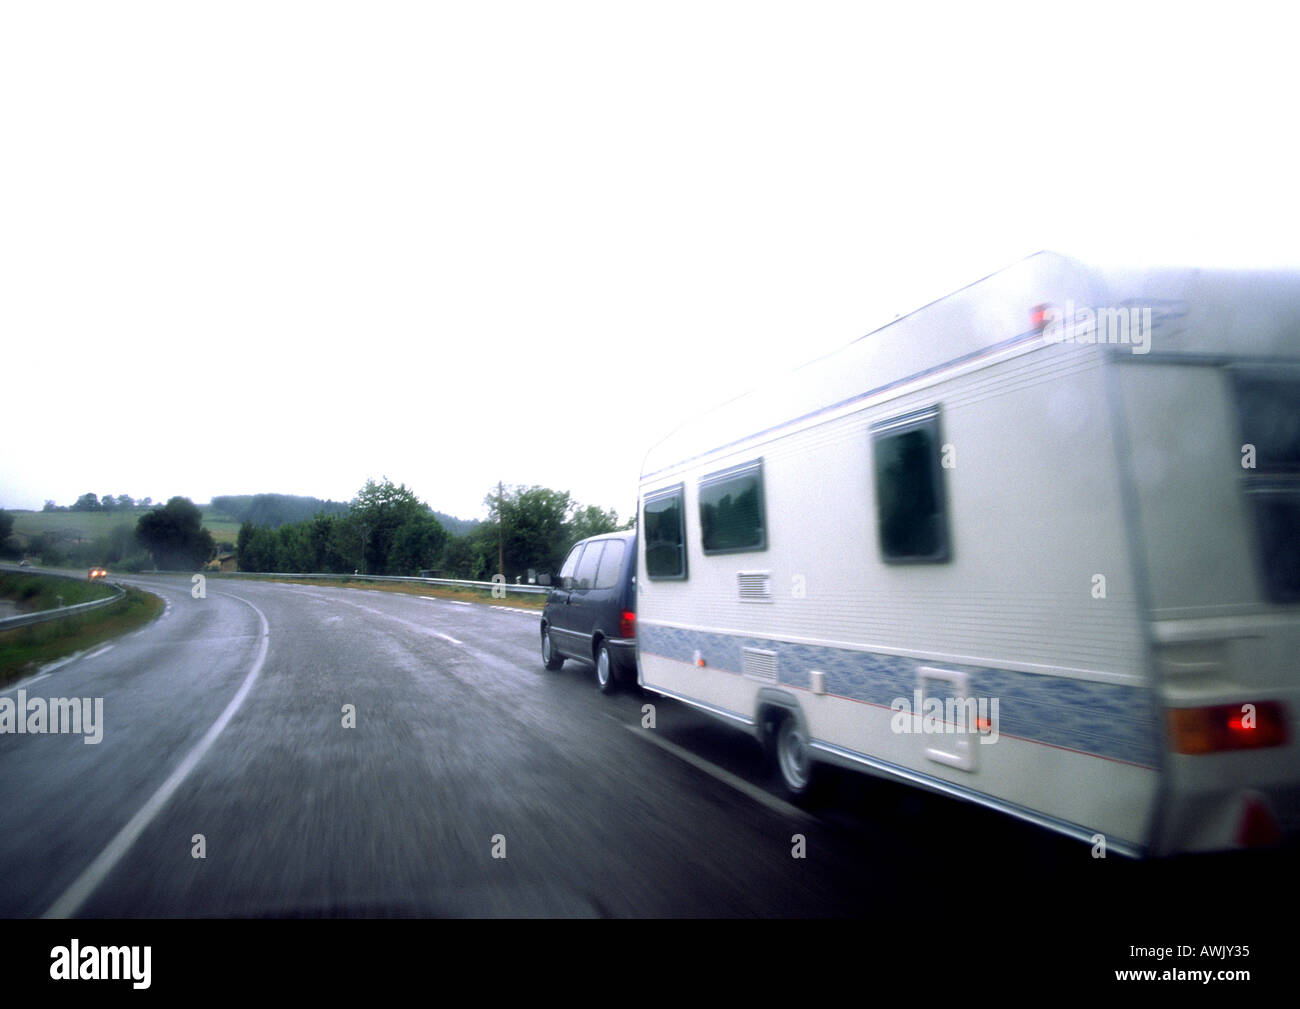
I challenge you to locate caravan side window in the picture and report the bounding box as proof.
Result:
[644,485,687,579]
[1232,370,1300,603]
[871,406,952,563]
[699,459,766,554]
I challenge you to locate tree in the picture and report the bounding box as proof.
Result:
[33,531,68,566]
[0,510,15,559]
[349,478,429,575]
[73,493,100,512]
[236,521,277,572]
[567,503,621,543]
[483,485,628,580]
[390,514,449,575]
[302,513,348,572]
[487,485,572,581]
[136,497,215,570]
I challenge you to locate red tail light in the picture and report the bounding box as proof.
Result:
[1166,701,1289,755]
[619,611,636,638]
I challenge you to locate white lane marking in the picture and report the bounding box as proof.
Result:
[43,591,272,919]
[623,725,815,823]
[490,605,540,616]
[446,600,472,607]
[33,653,84,676]
[8,639,119,689]
[324,596,465,647]
[2,672,51,694]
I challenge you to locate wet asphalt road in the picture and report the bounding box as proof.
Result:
[0,574,1290,919]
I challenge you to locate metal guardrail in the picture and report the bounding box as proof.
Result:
[2,563,549,601]
[0,572,127,631]
[199,570,550,596]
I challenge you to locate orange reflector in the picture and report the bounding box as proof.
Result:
[1166,701,1289,755]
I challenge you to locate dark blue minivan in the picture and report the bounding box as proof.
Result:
[540,531,636,693]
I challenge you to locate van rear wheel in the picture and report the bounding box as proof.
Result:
[542,627,564,671]
[596,642,618,694]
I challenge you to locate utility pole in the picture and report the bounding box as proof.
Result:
[497,481,505,580]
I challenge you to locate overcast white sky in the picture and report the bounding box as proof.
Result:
[3,2,1297,522]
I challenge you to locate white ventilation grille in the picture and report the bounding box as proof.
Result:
[737,571,772,602]
[742,647,778,683]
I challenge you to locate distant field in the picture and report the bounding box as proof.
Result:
[196,508,242,545]
[6,507,242,548]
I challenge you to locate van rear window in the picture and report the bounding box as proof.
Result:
[573,541,604,590]
[871,406,951,564]
[644,485,687,579]
[594,540,626,590]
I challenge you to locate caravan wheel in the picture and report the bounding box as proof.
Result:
[775,714,815,799]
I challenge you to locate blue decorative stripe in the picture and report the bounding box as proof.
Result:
[638,623,1160,767]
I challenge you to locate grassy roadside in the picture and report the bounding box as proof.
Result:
[215,575,546,611]
[0,571,119,613]
[0,585,165,687]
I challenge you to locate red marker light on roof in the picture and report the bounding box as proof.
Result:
[1031,303,1054,331]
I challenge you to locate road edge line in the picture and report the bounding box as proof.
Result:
[42,591,271,918]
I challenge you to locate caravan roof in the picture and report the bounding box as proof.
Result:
[641,251,1300,483]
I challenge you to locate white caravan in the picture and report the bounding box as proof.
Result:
[635,251,1299,857]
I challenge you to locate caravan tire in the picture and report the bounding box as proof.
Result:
[774,713,818,803]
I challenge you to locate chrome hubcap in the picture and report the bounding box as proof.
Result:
[779,721,809,790]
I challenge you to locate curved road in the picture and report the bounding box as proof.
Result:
[0,574,1286,918]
